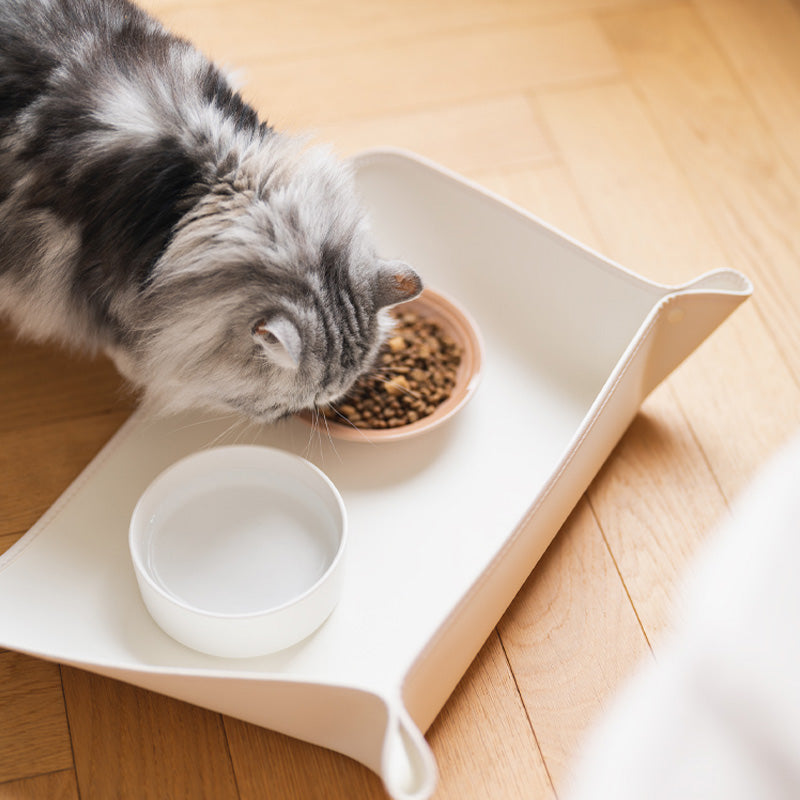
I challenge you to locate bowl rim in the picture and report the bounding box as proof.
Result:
[128,444,347,620]
[302,285,484,442]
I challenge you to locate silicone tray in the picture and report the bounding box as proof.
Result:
[0,150,750,799]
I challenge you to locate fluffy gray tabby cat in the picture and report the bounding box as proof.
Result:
[0,0,422,421]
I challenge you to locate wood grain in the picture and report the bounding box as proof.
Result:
[425,633,554,800]
[180,18,620,128]
[470,163,602,249]
[3,0,800,797]
[0,770,79,800]
[600,3,800,382]
[315,95,554,176]
[139,0,655,64]
[0,533,21,558]
[61,668,239,800]
[498,498,651,791]
[695,0,800,177]
[223,631,553,800]
[536,78,800,486]
[0,653,73,784]
[0,412,131,538]
[0,329,135,435]
[535,81,722,284]
[224,719,387,800]
[587,386,728,643]
[535,72,800,652]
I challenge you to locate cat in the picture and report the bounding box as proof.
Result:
[0,0,422,422]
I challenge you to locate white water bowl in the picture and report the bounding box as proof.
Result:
[129,445,347,658]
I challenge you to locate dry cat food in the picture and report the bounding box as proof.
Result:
[322,311,462,429]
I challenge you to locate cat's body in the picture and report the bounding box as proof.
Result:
[0,0,421,420]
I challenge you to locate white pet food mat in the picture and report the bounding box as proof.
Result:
[0,150,750,799]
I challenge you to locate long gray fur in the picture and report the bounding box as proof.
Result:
[0,0,422,420]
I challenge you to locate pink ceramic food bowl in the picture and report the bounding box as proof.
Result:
[301,286,483,443]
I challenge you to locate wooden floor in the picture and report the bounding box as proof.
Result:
[3,0,800,796]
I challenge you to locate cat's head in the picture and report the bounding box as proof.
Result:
[132,138,422,421]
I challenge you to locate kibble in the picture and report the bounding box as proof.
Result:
[322,311,462,429]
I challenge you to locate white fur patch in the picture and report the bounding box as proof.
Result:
[92,72,167,149]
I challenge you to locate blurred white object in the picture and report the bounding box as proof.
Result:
[567,434,800,800]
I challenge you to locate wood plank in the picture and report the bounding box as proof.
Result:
[426,632,554,800]
[314,95,553,176]
[497,498,651,791]
[0,331,135,435]
[668,300,800,500]
[0,770,79,800]
[695,0,800,177]
[537,80,800,502]
[537,77,800,650]
[224,720,386,800]
[0,412,130,538]
[224,631,553,799]
[0,653,73,784]
[61,667,239,800]
[0,533,20,558]
[141,0,666,64]
[598,3,800,382]
[470,163,603,249]
[217,19,619,127]
[588,385,728,643]
[535,82,720,283]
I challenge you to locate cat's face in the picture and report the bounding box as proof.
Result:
[133,143,422,421]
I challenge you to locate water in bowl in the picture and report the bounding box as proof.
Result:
[145,474,338,615]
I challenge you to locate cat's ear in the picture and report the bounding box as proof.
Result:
[374,260,423,308]
[253,317,302,369]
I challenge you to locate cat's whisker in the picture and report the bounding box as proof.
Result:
[203,417,246,450]
[235,419,258,446]
[306,407,325,462]
[306,408,320,460]
[167,412,240,435]
[315,409,328,468]
[320,410,343,464]
[324,406,353,429]
[233,424,244,446]
[303,409,317,460]
[325,405,375,447]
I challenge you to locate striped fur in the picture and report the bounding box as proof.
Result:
[0,0,421,420]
